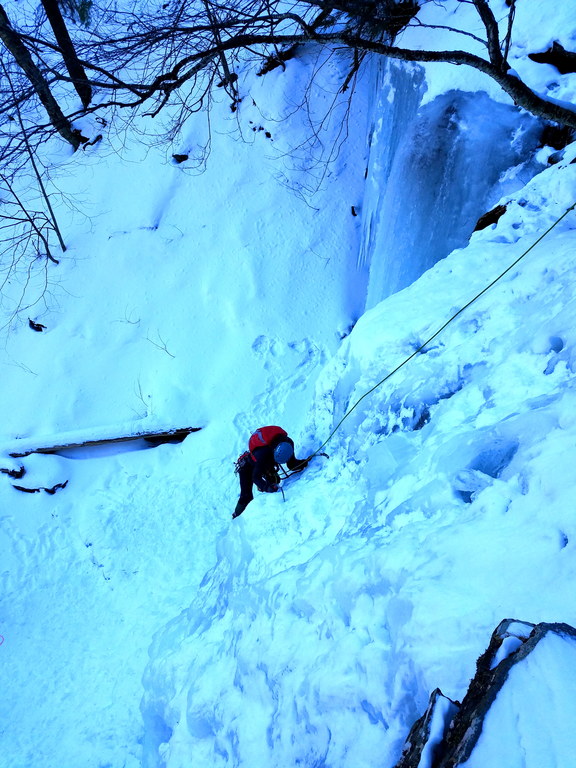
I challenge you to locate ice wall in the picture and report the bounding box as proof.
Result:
[360,61,543,308]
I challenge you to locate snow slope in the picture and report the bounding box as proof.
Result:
[140,146,576,768]
[1,1,576,767]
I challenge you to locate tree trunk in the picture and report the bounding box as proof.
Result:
[0,4,80,148]
[40,0,92,108]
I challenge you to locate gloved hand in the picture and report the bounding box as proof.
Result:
[264,482,279,493]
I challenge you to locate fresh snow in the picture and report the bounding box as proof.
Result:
[1,1,576,767]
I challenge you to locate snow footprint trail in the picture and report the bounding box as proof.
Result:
[235,335,325,428]
[140,520,257,766]
[139,456,420,768]
[0,437,229,768]
[140,183,576,767]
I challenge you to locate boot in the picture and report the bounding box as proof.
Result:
[232,500,247,519]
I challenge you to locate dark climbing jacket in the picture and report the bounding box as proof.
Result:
[233,426,308,518]
[241,426,299,493]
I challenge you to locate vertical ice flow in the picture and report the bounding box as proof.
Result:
[360,61,542,308]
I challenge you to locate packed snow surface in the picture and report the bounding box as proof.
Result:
[1,1,576,766]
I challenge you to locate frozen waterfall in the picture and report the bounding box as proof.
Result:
[359,60,543,308]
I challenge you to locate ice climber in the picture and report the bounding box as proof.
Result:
[233,425,308,518]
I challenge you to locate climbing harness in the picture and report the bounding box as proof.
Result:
[307,201,576,460]
[234,451,252,474]
[234,449,322,505]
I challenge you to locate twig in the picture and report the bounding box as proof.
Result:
[146,330,175,358]
[2,62,67,252]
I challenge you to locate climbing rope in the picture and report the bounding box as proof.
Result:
[308,201,576,460]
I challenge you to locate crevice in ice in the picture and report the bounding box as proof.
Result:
[454,437,519,503]
[361,698,389,728]
[543,336,576,375]
[375,372,467,437]
[140,707,173,768]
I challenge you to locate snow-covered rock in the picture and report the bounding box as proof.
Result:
[395,620,576,768]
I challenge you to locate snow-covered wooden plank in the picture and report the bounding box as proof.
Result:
[7,426,201,458]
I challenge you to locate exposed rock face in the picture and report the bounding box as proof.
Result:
[394,688,459,768]
[528,42,576,75]
[394,619,576,768]
[473,204,507,232]
[538,123,575,151]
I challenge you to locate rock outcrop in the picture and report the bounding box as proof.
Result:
[394,619,576,767]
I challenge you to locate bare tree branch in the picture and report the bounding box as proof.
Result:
[0,3,81,148]
[1,0,575,165]
[502,0,516,63]
[40,0,92,107]
[471,0,506,70]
